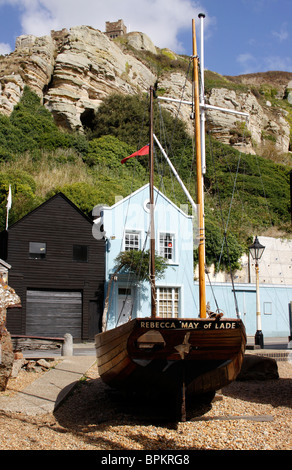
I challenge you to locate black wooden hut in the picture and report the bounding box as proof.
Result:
[1,193,105,340]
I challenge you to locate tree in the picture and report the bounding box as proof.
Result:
[114,249,167,282]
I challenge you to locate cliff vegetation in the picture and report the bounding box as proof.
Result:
[0,87,290,270]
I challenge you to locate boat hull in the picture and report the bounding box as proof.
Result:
[95,317,246,403]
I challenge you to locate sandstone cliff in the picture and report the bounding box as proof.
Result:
[0,25,291,157]
[205,86,290,155]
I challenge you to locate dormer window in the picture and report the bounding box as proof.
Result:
[125,231,140,251]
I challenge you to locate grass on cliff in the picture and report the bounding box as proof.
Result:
[0,87,291,271]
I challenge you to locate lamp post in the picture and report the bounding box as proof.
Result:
[248,236,265,348]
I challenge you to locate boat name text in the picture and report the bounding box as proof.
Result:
[139,320,237,330]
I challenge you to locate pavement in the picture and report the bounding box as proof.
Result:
[0,338,291,417]
[0,344,96,416]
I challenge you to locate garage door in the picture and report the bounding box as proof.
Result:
[26,290,82,338]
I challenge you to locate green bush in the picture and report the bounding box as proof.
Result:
[47,182,102,217]
[85,135,136,168]
[194,211,244,272]
[0,169,40,229]
[204,136,291,232]
[0,87,88,157]
[90,93,189,156]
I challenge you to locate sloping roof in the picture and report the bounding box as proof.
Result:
[5,192,93,231]
[103,183,193,219]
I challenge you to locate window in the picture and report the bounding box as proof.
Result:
[29,242,46,259]
[156,287,179,318]
[118,288,131,296]
[125,231,140,251]
[159,233,175,262]
[73,245,88,262]
[264,302,272,315]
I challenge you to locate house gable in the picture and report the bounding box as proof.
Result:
[99,183,194,247]
[8,192,93,230]
[103,183,194,219]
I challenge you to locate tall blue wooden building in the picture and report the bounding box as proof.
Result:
[93,184,197,330]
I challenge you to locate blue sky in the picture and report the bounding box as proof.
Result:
[0,0,291,76]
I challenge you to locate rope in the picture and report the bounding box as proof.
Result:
[206,126,244,318]
[217,149,242,270]
[112,94,150,327]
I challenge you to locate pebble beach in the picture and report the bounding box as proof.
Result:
[0,358,291,451]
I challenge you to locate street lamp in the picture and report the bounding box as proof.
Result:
[248,236,265,348]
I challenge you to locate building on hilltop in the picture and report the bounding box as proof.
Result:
[105,19,127,39]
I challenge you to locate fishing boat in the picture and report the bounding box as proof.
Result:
[95,15,247,420]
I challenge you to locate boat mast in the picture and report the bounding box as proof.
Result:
[198,13,206,176]
[149,86,156,318]
[192,18,206,318]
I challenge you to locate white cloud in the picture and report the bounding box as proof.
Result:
[237,52,292,74]
[0,0,213,53]
[272,23,289,42]
[263,56,292,73]
[236,53,257,74]
[0,42,12,55]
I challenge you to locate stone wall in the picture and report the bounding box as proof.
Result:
[203,236,292,286]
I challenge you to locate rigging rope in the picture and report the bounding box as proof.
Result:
[205,119,251,319]
[111,94,151,328]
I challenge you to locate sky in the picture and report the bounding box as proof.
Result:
[0,0,291,76]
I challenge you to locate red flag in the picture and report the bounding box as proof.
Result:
[121,144,149,164]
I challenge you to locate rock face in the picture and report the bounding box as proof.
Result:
[287,80,292,105]
[0,26,156,131]
[45,26,156,130]
[0,34,55,115]
[124,31,157,54]
[0,25,291,155]
[0,284,21,391]
[206,87,290,155]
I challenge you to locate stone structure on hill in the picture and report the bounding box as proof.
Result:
[0,23,291,155]
[105,19,127,39]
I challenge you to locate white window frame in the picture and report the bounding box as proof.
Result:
[124,230,141,251]
[159,232,176,263]
[156,287,180,318]
[264,302,272,315]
